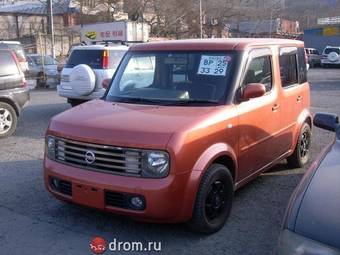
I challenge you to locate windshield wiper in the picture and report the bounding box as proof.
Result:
[171,99,219,105]
[114,97,219,106]
[116,97,162,105]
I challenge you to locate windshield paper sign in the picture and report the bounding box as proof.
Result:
[198,55,228,76]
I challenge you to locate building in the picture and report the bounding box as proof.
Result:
[228,18,299,38]
[0,0,79,56]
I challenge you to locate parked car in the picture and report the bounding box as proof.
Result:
[277,113,340,255]
[44,39,311,234]
[305,48,321,68]
[0,49,29,138]
[57,44,128,107]
[26,54,59,87]
[321,46,340,67]
[0,41,29,73]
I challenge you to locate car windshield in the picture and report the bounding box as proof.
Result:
[324,48,340,54]
[106,51,236,106]
[30,56,58,65]
[66,49,126,69]
[0,43,26,60]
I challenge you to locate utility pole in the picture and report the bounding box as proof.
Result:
[47,0,55,58]
[199,0,203,38]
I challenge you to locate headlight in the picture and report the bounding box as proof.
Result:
[142,150,169,178]
[46,135,56,159]
[277,229,340,255]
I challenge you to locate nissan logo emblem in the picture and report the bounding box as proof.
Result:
[85,150,96,164]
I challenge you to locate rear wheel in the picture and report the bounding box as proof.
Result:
[287,123,312,168]
[0,102,17,138]
[188,164,234,234]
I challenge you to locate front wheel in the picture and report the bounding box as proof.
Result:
[188,164,234,234]
[0,102,17,138]
[287,123,312,168]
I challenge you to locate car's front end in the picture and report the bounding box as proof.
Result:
[43,99,230,223]
[277,113,340,254]
[44,135,190,222]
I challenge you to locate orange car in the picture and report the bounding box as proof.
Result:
[44,39,311,234]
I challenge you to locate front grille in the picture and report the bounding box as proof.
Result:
[105,191,129,209]
[55,137,142,176]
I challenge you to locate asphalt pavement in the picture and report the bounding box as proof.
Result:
[0,68,339,255]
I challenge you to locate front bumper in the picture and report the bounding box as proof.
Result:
[44,157,193,223]
[277,229,340,255]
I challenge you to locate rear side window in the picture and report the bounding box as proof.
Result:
[109,50,126,70]
[324,48,340,54]
[0,51,19,76]
[279,48,298,87]
[0,44,26,61]
[297,47,307,84]
[66,50,103,69]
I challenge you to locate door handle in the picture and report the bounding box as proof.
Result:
[297,96,303,102]
[272,104,280,112]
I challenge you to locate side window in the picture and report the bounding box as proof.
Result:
[297,47,307,84]
[0,51,19,76]
[119,55,155,90]
[243,56,272,92]
[279,53,298,87]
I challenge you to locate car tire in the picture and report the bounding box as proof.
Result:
[188,164,234,234]
[0,102,18,138]
[287,123,312,168]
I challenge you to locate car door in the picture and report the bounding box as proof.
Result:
[236,48,283,179]
[278,47,306,152]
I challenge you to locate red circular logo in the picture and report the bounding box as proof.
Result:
[89,237,107,254]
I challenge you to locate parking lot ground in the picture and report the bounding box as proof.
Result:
[0,68,340,255]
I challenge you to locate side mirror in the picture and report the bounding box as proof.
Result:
[102,78,111,89]
[240,83,266,101]
[314,113,339,132]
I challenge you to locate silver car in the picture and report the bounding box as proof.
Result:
[27,54,59,87]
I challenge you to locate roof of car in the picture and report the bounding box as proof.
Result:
[72,44,129,51]
[27,54,54,57]
[130,38,304,52]
[0,41,21,45]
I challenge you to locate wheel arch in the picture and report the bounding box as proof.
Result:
[0,97,20,116]
[179,143,238,222]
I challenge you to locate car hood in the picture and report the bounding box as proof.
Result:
[48,99,219,149]
[294,140,340,249]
